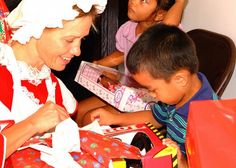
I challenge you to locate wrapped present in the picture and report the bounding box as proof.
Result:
[75,61,157,112]
[0,0,11,44]
[6,129,142,168]
[103,123,178,168]
[186,99,236,168]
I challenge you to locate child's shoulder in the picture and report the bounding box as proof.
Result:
[191,72,218,101]
[116,20,138,38]
[119,20,138,31]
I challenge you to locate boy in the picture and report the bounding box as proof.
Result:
[83,24,218,167]
[76,0,186,126]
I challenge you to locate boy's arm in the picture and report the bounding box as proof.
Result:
[84,106,162,128]
[162,0,186,26]
[93,50,124,68]
[115,110,162,128]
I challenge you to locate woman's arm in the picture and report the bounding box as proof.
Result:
[2,101,69,157]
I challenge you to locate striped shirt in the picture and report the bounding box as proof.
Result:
[152,72,218,155]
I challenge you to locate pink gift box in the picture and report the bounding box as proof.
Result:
[75,61,157,112]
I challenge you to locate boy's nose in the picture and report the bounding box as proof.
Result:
[149,91,157,99]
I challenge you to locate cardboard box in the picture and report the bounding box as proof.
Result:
[103,123,178,168]
[75,61,157,112]
[186,99,236,168]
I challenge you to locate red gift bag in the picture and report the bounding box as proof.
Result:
[186,99,236,168]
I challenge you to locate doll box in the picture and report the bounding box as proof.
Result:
[75,61,157,112]
[103,123,178,168]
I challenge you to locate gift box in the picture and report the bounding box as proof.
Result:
[75,61,157,112]
[103,123,178,168]
[186,99,236,168]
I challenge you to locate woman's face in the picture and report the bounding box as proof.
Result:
[36,15,93,71]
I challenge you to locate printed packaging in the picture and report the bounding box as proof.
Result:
[0,0,11,44]
[75,61,157,112]
[104,123,178,168]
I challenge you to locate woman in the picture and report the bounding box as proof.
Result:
[0,0,107,162]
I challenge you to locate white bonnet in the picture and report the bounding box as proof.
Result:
[7,0,107,44]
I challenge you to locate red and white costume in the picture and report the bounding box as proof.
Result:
[0,42,77,132]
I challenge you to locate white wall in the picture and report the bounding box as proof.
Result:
[182,0,236,99]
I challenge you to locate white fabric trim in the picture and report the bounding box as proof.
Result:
[7,0,107,44]
[57,78,77,114]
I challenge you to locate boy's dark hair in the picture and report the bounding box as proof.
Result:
[158,0,175,11]
[126,24,199,81]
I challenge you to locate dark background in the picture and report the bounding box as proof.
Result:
[5,0,129,101]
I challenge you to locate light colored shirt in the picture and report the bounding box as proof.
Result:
[115,21,140,75]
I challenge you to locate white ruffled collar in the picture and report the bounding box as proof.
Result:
[16,61,51,85]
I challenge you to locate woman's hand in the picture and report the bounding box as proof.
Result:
[27,101,69,134]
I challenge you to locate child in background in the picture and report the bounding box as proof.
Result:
[83,24,218,167]
[76,0,186,126]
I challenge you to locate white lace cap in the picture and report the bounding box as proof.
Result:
[7,0,107,44]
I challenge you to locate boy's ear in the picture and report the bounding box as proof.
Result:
[173,70,188,87]
[154,9,167,22]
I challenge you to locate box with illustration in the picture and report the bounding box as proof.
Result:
[103,123,178,168]
[74,61,157,112]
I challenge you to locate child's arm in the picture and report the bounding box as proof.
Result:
[93,50,124,68]
[162,0,186,26]
[83,106,162,128]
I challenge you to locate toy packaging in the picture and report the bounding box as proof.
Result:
[75,61,157,112]
[104,123,178,168]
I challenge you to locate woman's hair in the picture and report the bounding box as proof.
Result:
[126,24,199,81]
[74,5,99,20]
[73,5,100,31]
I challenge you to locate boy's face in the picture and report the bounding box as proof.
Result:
[128,0,158,22]
[132,70,185,105]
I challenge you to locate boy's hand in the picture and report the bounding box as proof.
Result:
[82,107,120,126]
[162,138,188,168]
